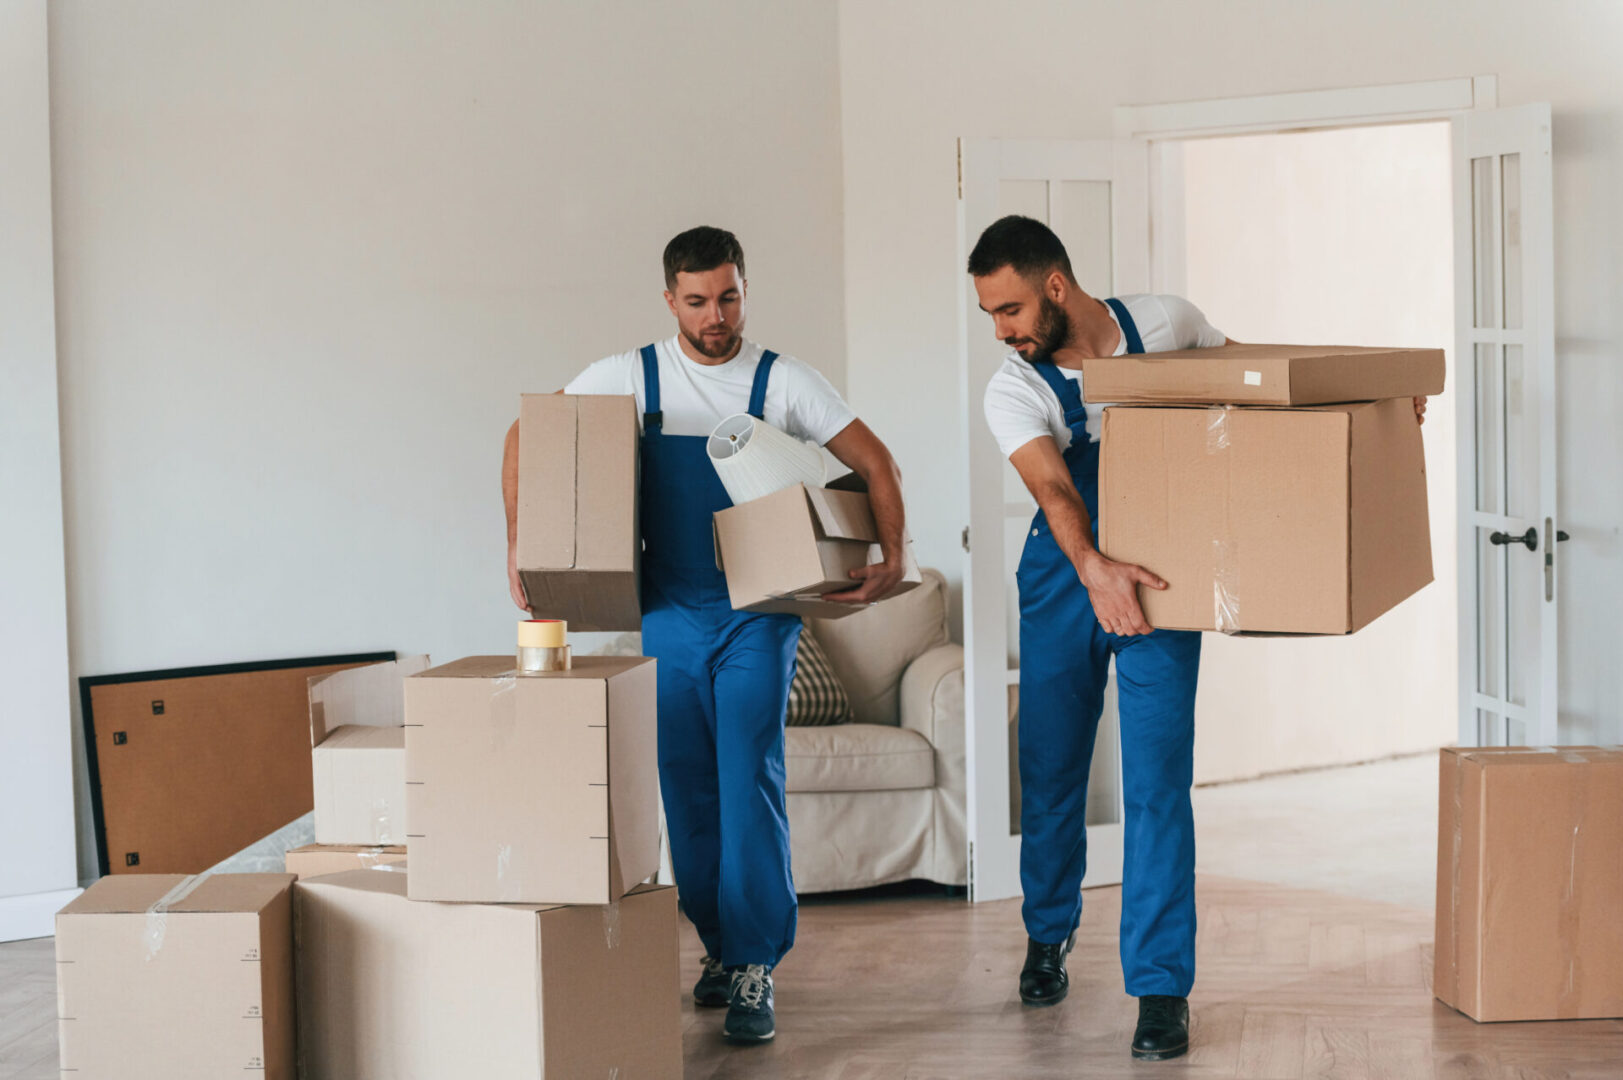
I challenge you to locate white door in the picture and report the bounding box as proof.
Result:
[957,138,1151,902]
[1454,104,1561,748]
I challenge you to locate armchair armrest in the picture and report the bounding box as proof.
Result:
[899,643,964,757]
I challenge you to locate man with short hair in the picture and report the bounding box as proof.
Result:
[502,226,907,1046]
[968,214,1423,1061]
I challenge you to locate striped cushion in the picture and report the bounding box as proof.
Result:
[786,627,853,726]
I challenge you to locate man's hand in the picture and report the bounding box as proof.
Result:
[1414,396,1428,425]
[1079,552,1165,636]
[507,543,530,614]
[822,558,905,605]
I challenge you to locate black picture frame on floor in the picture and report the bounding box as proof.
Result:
[79,651,396,877]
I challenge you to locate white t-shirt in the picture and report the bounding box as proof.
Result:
[564,336,857,446]
[981,294,1226,457]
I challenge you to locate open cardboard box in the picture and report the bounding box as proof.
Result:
[307,656,429,846]
[713,472,921,619]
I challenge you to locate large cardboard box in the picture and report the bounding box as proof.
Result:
[404,655,659,903]
[55,873,296,1079]
[308,655,429,845]
[1081,342,1445,405]
[713,479,922,619]
[283,843,407,880]
[295,870,681,1080]
[517,393,641,631]
[1434,747,1623,1022]
[1098,397,1432,634]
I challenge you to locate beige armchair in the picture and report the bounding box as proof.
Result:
[785,568,967,893]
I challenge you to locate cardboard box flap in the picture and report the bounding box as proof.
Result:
[60,872,294,916]
[413,655,653,681]
[804,486,879,542]
[517,394,580,571]
[309,655,430,747]
[317,724,406,751]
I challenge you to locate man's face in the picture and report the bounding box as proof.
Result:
[665,264,746,359]
[973,265,1069,363]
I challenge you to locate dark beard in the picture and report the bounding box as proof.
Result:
[1024,296,1071,364]
[682,325,742,360]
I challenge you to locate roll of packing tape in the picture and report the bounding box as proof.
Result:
[517,619,571,672]
[707,413,825,505]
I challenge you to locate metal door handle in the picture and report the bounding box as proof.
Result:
[1489,527,1538,552]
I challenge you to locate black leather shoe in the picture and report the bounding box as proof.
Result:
[1131,995,1189,1060]
[693,955,731,1008]
[1018,931,1076,1006]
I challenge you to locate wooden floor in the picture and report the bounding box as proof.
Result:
[5,874,1620,1079]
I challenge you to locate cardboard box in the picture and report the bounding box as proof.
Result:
[1098,397,1432,634]
[55,873,296,1079]
[404,655,659,904]
[283,843,407,880]
[308,655,429,845]
[713,478,922,619]
[295,870,681,1080]
[517,393,641,631]
[1082,342,1445,406]
[1434,747,1623,1022]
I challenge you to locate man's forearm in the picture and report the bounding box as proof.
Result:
[1035,478,1100,581]
[859,457,907,565]
[502,421,520,545]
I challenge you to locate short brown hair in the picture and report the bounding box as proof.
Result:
[663,226,745,289]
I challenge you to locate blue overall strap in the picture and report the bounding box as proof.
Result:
[1033,360,1090,430]
[1104,297,1145,355]
[639,344,662,431]
[746,350,779,419]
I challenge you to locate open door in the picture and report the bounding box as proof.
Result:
[1453,104,1561,748]
[957,138,1150,901]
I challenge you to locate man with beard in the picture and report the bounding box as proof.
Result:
[502,226,907,1047]
[968,215,1425,1061]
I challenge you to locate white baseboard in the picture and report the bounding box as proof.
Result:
[0,886,82,943]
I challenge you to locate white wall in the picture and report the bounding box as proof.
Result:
[1182,123,1457,782]
[838,0,1623,748]
[48,0,847,881]
[0,0,80,937]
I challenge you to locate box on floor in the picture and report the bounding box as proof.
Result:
[55,873,296,1079]
[1434,746,1623,1023]
[295,869,681,1079]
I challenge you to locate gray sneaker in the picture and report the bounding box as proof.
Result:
[722,964,775,1045]
[693,955,731,1008]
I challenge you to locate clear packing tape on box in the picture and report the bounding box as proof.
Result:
[1206,406,1241,634]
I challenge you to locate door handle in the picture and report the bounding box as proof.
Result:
[1489,527,1538,552]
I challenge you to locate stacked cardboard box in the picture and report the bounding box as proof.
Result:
[1087,343,1445,634]
[307,655,429,847]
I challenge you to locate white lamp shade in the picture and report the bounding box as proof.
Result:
[706,413,826,505]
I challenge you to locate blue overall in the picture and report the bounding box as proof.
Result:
[636,343,803,969]
[1016,298,1203,997]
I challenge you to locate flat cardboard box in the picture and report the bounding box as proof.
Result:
[55,873,296,1079]
[713,480,922,619]
[295,870,680,1080]
[517,393,641,631]
[308,656,429,845]
[1434,747,1623,1022]
[404,655,659,904]
[283,843,407,880]
[1098,398,1432,634]
[1082,342,1446,405]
